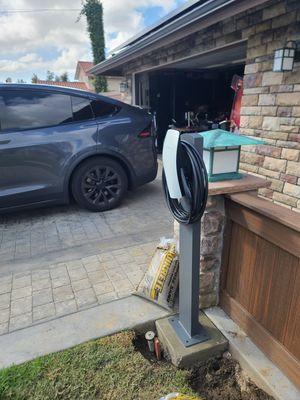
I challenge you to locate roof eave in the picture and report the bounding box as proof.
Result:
[90,0,268,76]
[109,0,201,54]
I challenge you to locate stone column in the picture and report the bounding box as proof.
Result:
[174,195,225,309]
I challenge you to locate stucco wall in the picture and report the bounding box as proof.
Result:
[106,76,122,92]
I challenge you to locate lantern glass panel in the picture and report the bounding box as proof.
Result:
[273,56,283,71]
[282,57,294,70]
[289,49,295,57]
[212,149,239,174]
[203,150,210,173]
[277,49,283,57]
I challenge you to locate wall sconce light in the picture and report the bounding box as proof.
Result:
[273,41,296,72]
[120,81,128,93]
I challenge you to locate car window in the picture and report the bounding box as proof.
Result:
[0,90,73,131]
[90,99,119,118]
[71,96,94,122]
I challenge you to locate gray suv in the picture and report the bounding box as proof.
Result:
[0,84,157,212]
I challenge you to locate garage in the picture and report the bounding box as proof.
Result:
[135,42,247,150]
[90,0,300,211]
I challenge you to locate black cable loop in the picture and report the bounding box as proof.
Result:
[162,139,208,224]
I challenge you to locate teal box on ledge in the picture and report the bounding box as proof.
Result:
[198,129,264,182]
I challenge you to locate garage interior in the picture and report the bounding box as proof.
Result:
[135,42,247,150]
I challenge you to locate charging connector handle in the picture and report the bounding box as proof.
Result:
[162,129,183,199]
[162,135,208,225]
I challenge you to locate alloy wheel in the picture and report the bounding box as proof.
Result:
[82,166,121,207]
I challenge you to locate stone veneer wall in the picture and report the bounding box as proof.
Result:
[240,0,300,211]
[121,0,300,210]
[174,196,225,308]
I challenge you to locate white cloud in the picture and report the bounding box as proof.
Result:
[102,0,181,50]
[18,53,41,63]
[0,0,184,81]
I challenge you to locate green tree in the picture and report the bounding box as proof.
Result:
[46,70,55,81]
[31,73,38,83]
[60,72,69,82]
[80,0,107,93]
[54,75,60,82]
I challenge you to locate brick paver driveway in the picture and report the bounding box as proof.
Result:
[0,166,173,335]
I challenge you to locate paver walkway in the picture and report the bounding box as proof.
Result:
[0,168,170,271]
[0,243,154,335]
[0,165,173,335]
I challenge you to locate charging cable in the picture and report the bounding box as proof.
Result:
[162,139,208,225]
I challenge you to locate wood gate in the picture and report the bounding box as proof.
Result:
[220,192,300,389]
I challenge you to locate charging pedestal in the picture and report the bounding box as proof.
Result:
[157,130,229,364]
[168,133,210,347]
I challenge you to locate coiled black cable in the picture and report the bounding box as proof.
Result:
[162,139,208,224]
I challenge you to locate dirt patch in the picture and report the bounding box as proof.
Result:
[133,332,274,400]
[188,356,274,400]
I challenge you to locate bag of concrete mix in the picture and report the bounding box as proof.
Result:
[159,394,202,400]
[135,238,179,310]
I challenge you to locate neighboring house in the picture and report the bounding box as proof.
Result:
[90,0,300,212]
[36,80,90,91]
[74,61,95,91]
[75,60,123,100]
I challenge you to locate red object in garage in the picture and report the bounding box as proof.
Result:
[230,74,243,131]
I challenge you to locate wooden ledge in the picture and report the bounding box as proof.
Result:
[226,191,300,233]
[208,173,270,196]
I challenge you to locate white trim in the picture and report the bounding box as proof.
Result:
[131,73,136,105]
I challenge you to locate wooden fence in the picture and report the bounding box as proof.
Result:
[220,191,300,389]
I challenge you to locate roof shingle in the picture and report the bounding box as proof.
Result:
[77,61,94,73]
[36,80,90,91]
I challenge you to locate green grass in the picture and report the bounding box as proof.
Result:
[0,331,198,400]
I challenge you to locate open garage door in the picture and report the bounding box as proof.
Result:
[135,42,247,150]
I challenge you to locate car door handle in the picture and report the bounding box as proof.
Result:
[0,140,10,145]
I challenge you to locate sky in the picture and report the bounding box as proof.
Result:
[0,0,187,83]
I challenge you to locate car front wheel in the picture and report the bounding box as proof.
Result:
[71,157,128,212]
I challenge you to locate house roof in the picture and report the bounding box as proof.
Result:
[199,129,264,149]
[90,0,268,76]
[78,61,94,72]
[75,61,94,79]
[36,80,90,91]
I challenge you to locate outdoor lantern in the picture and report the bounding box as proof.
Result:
[198,129,264,182]
[273,42,296,72]
[120,81,128,92]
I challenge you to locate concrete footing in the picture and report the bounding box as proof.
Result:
[156,311,228,367]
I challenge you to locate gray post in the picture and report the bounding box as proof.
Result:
[169,133,210,347]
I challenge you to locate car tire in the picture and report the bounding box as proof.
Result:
[71,157,128,212]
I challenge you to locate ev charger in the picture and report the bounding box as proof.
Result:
[162,129,210,347]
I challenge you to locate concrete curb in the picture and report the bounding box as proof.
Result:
[204,307,300,400]
[0,296,169,370]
